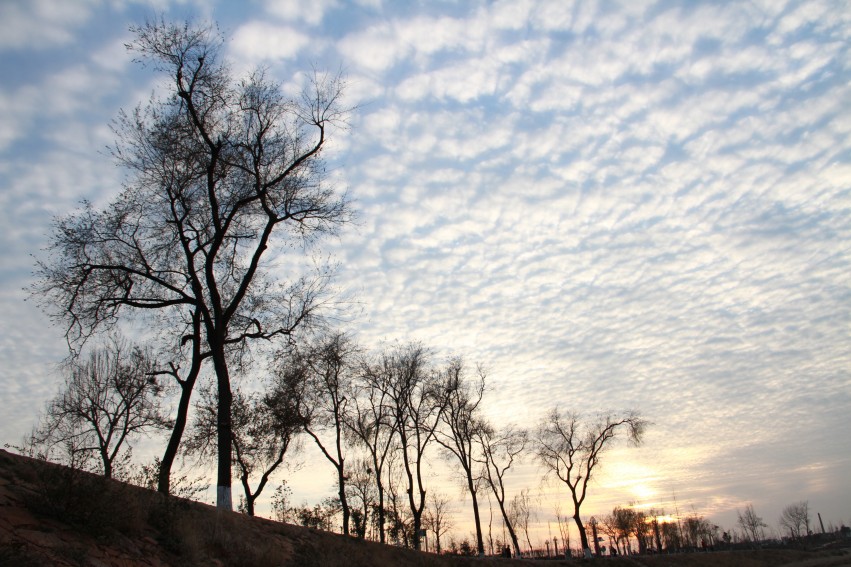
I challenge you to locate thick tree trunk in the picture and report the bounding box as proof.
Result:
[338,465,350,535]
[575,513,591,557]
[211,343,233,511]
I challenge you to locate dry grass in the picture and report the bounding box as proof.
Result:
[1,449,848,566]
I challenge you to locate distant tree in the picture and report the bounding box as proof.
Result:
[371,342,452,550]
[737,503,767,545]
[509,488,536,556]
[779,501,810,540]
[423,491,454,554]
[33,336,170,478]
[434,359,487,555]
[345,458,376,539]
[534,408,647,556]
[33,19,351,510]
[289,332,357,535]
[345,352,398,543]
[271,481,295,523]
[554,502,573,557]
[625,504,651,553]
[476,423,527,557]
[660,517,682,550]
[294,498,339,531]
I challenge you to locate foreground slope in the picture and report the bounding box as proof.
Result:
[0,449,848,566]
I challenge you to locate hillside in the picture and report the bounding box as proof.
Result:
[1,449,849,567]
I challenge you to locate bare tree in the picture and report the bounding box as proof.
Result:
[423,491,454,554]
[554,502,573,558]
[434,358,487,555]
[509,488,535,556]
[779,501,810,540]
[33,19,351,510]
[292,332,356,535]
[476,423,527,557]
[384,448,413,547]
[737,503,767,545]
[34,336,170,478]
[535,408,647,556]
[185,370,306,516]
[346,357,398,543]
[371,342,451,550]
[345,458,376,539]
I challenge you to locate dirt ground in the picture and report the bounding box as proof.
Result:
[1,449,848,567]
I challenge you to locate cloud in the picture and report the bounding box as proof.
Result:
[0,0,95,51]
[230,21,311,62]
[262,0,340,26]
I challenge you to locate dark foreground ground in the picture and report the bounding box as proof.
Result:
[1,449,849,567]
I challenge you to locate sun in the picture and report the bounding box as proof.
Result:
[630,483,657,502]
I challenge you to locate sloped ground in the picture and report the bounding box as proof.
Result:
[0,449,848,567]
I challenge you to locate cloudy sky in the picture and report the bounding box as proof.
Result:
[1,0,849,543]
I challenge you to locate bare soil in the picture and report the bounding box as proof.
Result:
[1,449,848,566]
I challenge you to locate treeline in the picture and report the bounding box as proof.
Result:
[19,329,649,557]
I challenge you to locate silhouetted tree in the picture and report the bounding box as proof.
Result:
[423,491,454,554]
[186,370,306,516]
[33,336,170,478]
[371,343,452,550]
[345,458,376,539]
[509,488,535,556]
[346,352,399,543]
[292,332,357,535]
[738,503,767,545]
[434,358,487,555]
[535,408,647,556]
[779,501,810,540]
[33,19,350,510]
[476,422,527,557]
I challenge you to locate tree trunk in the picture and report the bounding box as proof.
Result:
[575,513,591,557]
[158,371,198,494]
[376,482,386,543]
[495,499,521,557]
[468,477,485,554]
[338,465,350,535]
[211,343,233,511]
[158,314,203,494]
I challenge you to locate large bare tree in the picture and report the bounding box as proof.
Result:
[33,20,350,509]
[535,408,647,557]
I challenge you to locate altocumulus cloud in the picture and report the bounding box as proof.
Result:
[0,0,848,534]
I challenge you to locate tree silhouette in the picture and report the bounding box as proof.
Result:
[33,19,351,509]
[34,336,170,478]
[535,408,647,556]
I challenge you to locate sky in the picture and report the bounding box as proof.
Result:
[1,0,850,547]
